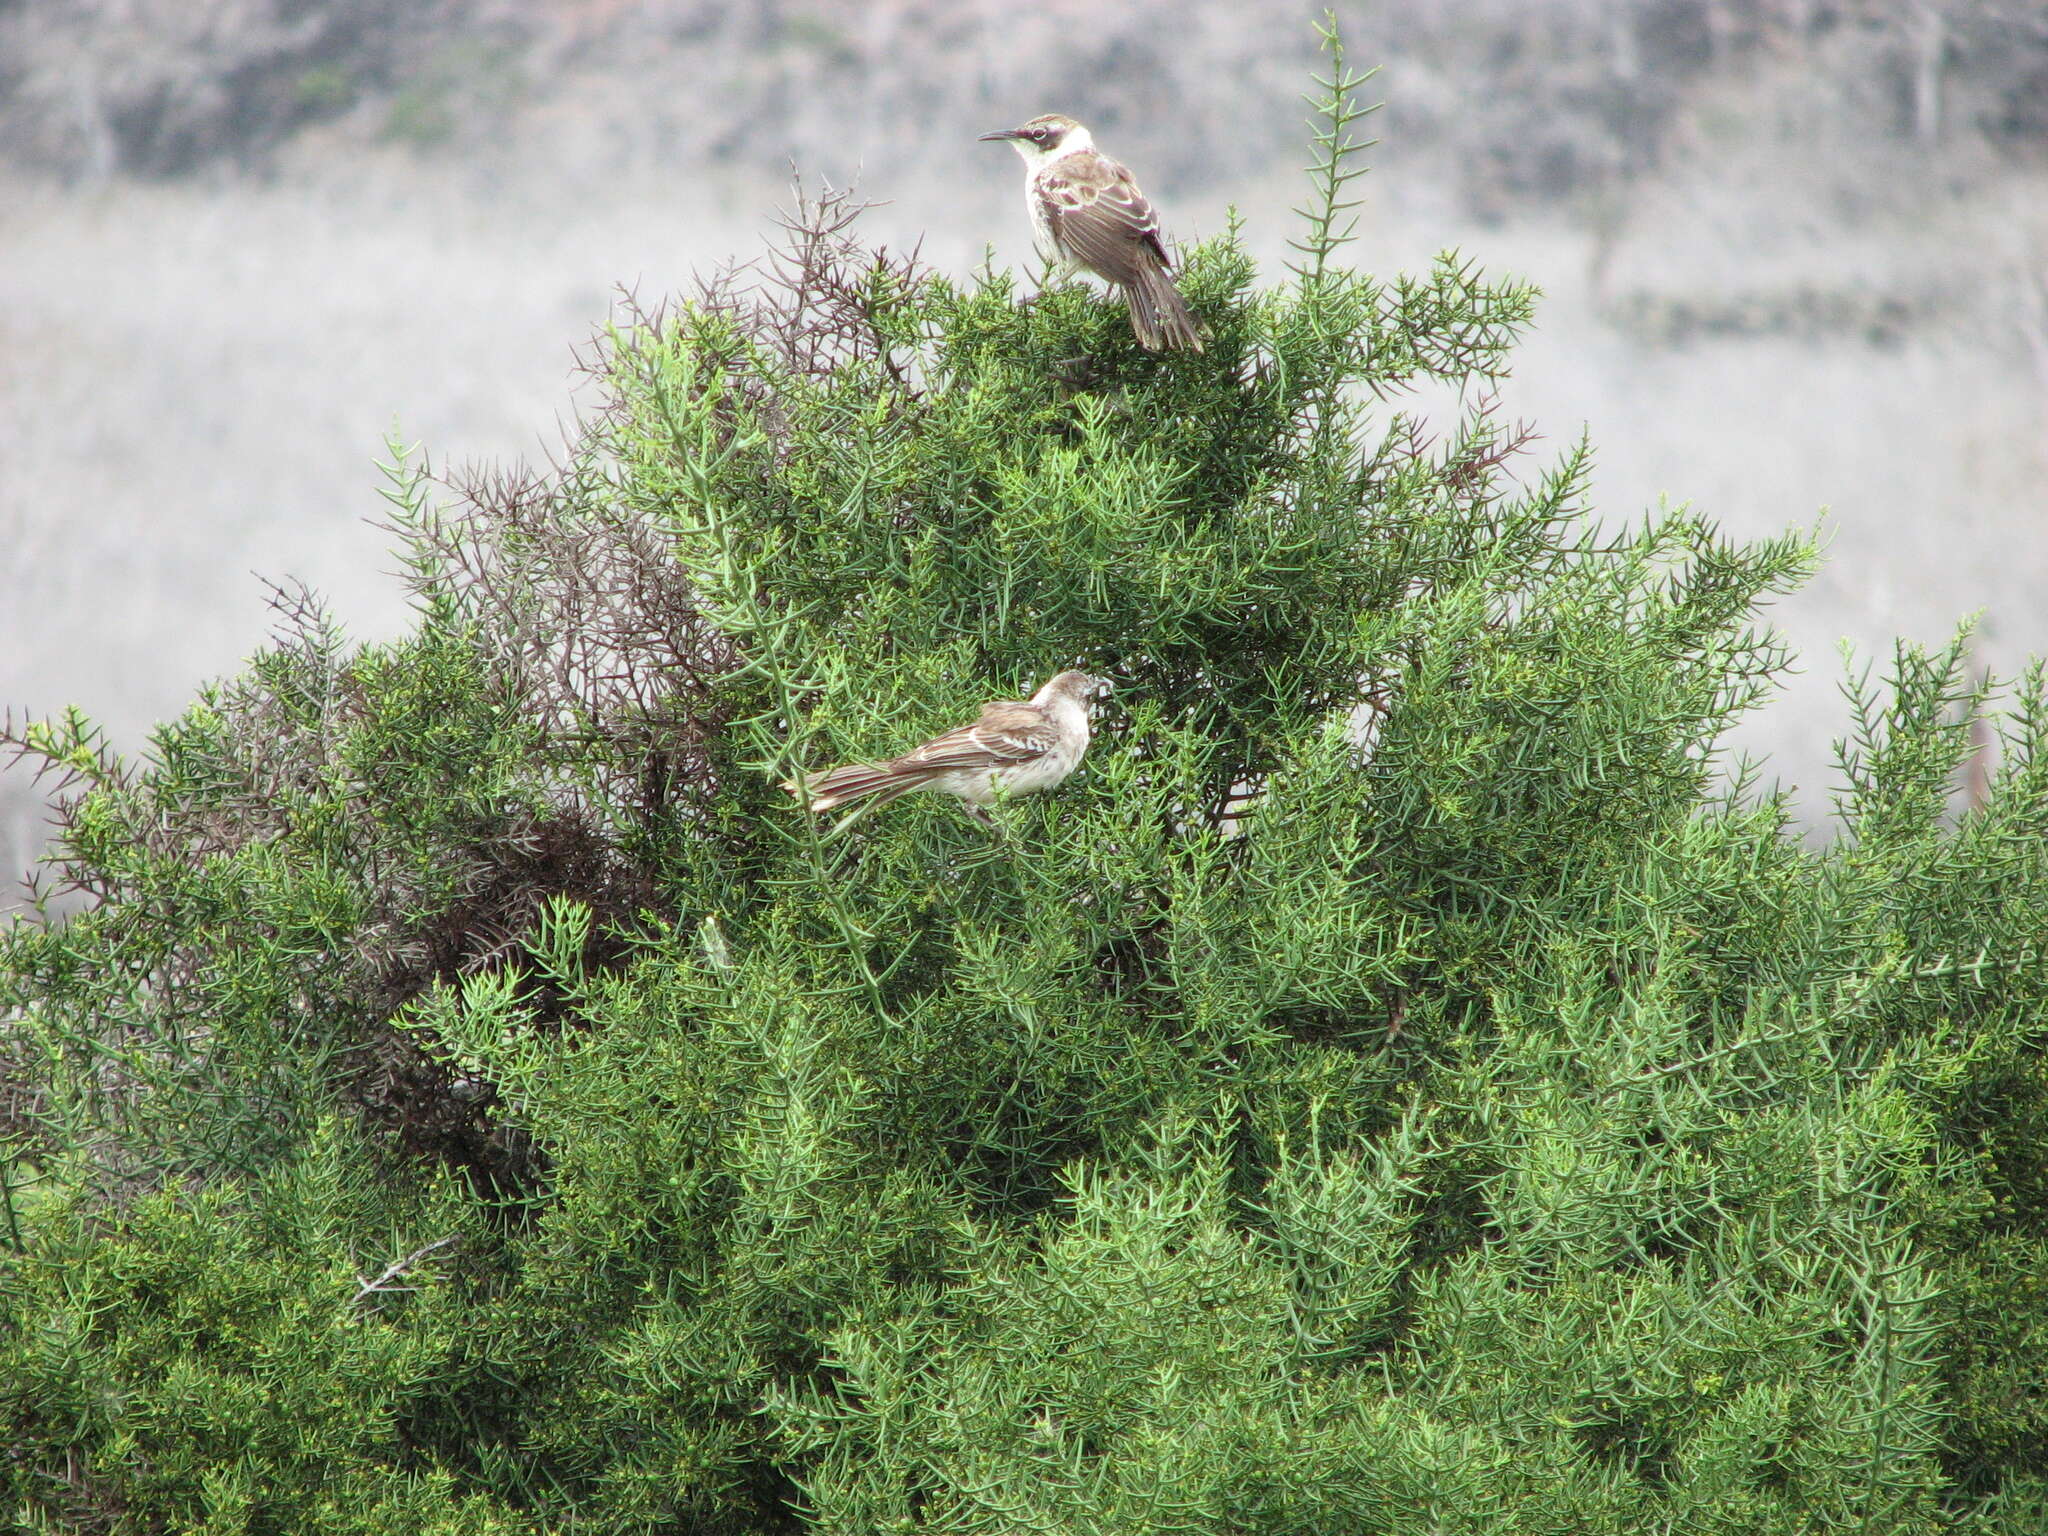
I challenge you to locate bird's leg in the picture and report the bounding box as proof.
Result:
[963,802,998,831]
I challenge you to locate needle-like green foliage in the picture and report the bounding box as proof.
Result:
[3,29,2046,1535]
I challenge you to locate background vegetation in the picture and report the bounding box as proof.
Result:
[9,0,2048,193]
[3,38,2046,1529]
[6,0,2048,887]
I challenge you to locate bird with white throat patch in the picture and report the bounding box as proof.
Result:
[979,114,1205,353]
[783,670,1108,827]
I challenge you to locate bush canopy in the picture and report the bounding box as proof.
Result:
[3,32,2045,1536]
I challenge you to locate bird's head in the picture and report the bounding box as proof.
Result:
[978,113,1092,163]
[1038,669,1112,709]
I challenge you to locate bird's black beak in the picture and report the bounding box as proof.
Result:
[978,129,1024,142]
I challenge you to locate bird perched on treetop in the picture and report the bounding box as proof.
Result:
[783,671,1107,825]
[978,114,1204,353]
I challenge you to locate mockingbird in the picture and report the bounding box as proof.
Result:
[784,670,1106,824]
[978,113,1204,353]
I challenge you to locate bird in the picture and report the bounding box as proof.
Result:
[978,113,1204,353]
[783,671,1107,825]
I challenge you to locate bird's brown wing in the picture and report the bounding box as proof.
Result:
[893,701,1058,771]
[1039,150,1172,286]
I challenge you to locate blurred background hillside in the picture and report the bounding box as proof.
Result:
[4,0,2046,889]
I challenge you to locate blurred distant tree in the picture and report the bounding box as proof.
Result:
[0,0,423,178]
[3,25,2047,1535]
[5,0,2047,195]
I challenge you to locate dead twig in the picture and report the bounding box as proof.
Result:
[353,1233,460,1308]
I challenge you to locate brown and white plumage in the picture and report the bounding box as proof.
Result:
[783,671,1106,823]
[979,114,1204,353]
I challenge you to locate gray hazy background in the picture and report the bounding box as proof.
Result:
[4,0,2046,887]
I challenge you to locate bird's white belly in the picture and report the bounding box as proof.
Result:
[1025,185,1072,277]
[944,742,1078,807]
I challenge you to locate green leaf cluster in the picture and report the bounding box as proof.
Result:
[3,39,2046,1533]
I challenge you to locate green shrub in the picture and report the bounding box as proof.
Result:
[4,31,2044,1534]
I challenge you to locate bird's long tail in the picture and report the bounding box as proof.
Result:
[782,761,927,814]
[1125,264,1205,352]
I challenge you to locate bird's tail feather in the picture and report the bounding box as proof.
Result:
[1125,265,1205,353]
[783,762,928,814]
